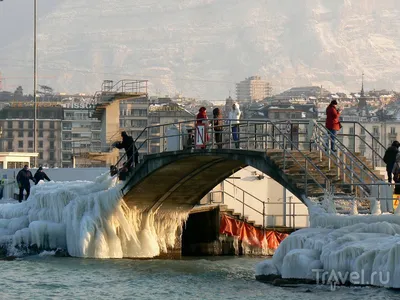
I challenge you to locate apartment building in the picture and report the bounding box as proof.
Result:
[61,103,102,168]
[119,96,149,155]
[0,103,63,167]
[236,76,271,102]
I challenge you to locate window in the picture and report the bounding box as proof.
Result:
[373,126,379,135]
[18,131,23,137]
[360,127,365,135]
[39,141,43,148]
[28,141,33,148]
[274,112,279,119]
[7,141,12,151]
[7,121,12,129]
[7,131,12,138]
[131,109,147,117]
[38,152,43,159]
[50,122,55,129]
[49,152,55,161]
[19,121,24,129]
[49,141,54,150]
[391,127,396,134]
[62,142,72,150]
[39,121,43,129]
[18,141,23,148]
[38,131,43,138]
[49,132,55,138]
[28,121,33,129]
[28,131,33,137]
[349,127,355,134]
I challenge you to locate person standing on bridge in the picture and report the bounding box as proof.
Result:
[229,103,241,149]
[212,107,223,149]
[325,100,341,152]
[114,131,139,169]
[384,140,400,183]
[392,152,400,193]
[196,107,209,149]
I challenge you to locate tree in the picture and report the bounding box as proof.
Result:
[14,86,23,101]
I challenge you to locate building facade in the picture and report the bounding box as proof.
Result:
[119,96,149,155]
[0,103,63,167]
[61,104,102,168]
[236,76,271,102]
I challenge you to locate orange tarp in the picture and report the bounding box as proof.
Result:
[219,214,288,250]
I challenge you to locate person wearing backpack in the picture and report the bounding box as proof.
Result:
[384,141,400,183]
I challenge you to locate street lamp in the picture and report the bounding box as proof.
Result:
[1,0,38,166]
[33,0,38,167]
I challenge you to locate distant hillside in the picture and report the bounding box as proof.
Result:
[1,0,400,98]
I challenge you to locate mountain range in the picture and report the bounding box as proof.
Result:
[1,0,400,99]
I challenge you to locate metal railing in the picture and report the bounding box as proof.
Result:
[199,181,308,230]
[106,118,387,204]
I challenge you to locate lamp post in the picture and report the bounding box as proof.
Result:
[33,0,38,167]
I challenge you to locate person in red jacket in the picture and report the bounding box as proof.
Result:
[325,100,341,152]
[196,107,209,149]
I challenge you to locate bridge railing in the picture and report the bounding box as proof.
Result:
[113,118,385,200]
[113,118,332,199]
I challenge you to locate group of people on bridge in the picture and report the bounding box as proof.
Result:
[195,103,242,149]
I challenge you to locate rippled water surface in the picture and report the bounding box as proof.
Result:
[1,256,399,300]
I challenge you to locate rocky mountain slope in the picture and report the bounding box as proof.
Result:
[1,0,400,98]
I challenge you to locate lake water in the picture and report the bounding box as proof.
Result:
[1,255,399,300]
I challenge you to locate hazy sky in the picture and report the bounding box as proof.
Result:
[1,1,400,98]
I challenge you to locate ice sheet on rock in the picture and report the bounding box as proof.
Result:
[256,201,400,288]
[0,171,189,259]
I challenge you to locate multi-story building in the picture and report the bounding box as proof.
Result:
[0,103,63,167]
[236,76,271,102]
[119,96,149,155]
[61,102,102,168]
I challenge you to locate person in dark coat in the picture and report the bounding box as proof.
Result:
[325,100,341,152]
[392,153,400,194]
[384,140,400,183]
[114,131,138,168]
[212,107,223,149]
[34,167,51,185]
[16,165,35,202]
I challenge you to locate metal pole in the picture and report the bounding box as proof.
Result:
[33,0,38,167]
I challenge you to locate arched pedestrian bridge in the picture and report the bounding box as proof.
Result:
[122,149,304,212]
[118,119,385,213]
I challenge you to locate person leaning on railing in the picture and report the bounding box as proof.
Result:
[196,107,210,149]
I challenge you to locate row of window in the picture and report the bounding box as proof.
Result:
[6,121,56,129]
[120,109,148,117]
[6,131,56,138]
[6,140,56,149]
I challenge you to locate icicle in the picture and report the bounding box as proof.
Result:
[350,199,358,215]
[369,197,382,215]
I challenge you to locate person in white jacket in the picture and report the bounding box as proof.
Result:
[228,103,241,149]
